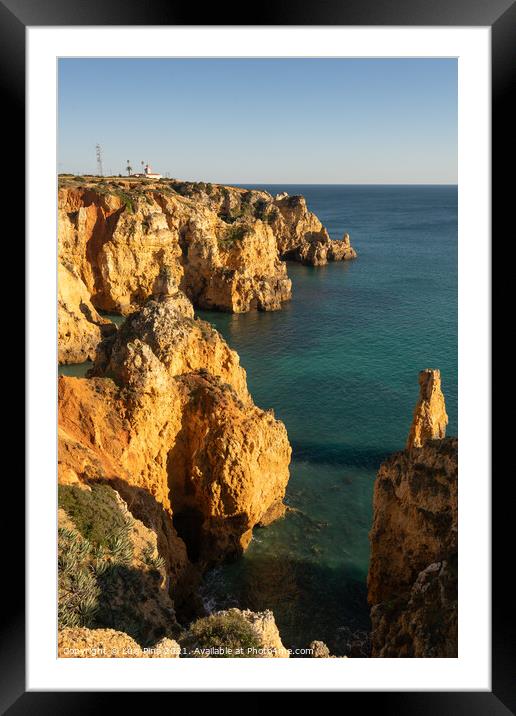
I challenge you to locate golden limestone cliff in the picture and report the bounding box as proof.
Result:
[56,176,356,656]
[58,607,290,658]
[58,628,181,658]
[58,260,116,363]
[406,368,448,449]
[58,297,291,595]
[57,177,356,363]
[273,193,356,264]
[367,370,458,657]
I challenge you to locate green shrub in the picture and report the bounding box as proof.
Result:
[58,527,101,628]
[253,199,268,220]
[115,190,134,213]
[267,206,280,224]
[58,484,168,644]
[218,223,247,248]
[142,544,166,573]
[180,612,262,658]
[58,483,133,551]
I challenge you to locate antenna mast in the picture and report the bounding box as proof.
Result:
[96,144,104,176]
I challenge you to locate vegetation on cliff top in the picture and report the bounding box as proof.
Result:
[58,483,133,550]
[179,612,262,658]
[58,484,172,646]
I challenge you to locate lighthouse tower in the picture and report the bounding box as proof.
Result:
[143,163,162,180]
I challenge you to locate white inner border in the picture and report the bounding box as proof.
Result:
[27,27,491,691]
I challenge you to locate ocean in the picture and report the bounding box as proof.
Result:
[197,184,458,655]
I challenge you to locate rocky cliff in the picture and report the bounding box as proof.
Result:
[59,296,291,588]
[56,175,356,656]
[368,370,458,657]
[58,608,288,659]
[272,194,356,265]
[406,368,448,449]
[58,260,116,363]
[58,176,356,362]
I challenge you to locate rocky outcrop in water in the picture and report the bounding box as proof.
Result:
[367,371,457,657]
[57,177,356,361]
[56,175,357,655]
[406,369,448,449]
[58,180,290,318]
[58,296,291,584]
[272,194,357,265]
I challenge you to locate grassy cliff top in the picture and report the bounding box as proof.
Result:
[58,174,260,197]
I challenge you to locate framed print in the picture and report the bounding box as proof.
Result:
[8,0,512,709]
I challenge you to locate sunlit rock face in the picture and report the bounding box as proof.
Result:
[58,260,116,364]
[406,369,448,450]
[368,370,457,658]
[58,297,291,581]
[57,178,357,361]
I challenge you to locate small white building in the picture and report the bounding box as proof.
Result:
[143,163,162,180]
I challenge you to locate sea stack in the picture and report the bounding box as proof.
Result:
[368,369,458,657]
[406,369,448,450]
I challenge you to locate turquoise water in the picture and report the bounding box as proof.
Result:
[58,361,92,377]
[198,185,458,655]
[57,314,123,377]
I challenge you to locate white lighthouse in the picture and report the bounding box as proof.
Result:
[143,163,162,180]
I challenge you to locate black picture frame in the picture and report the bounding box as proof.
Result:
[8,0,512,710]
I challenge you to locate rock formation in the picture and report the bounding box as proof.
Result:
[368,371,457,657]
[217,609,290,657]
[58,185,184,315]
[406,369,448,449]
[272,194,357,265]
[58,607,288,659]
[56,174,357,656]
[58,296,291,582]
[57,176,356,362]
[58,628,181,658]
[309,640,332,658]
[58,260,116,364]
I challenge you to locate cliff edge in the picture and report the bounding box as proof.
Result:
[58,176,356,363]
[368,369,458,657]
[59,295,291,575]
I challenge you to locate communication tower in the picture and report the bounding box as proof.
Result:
[96,144,104,176]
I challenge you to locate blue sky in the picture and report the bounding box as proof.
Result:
[58,58,457,184]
